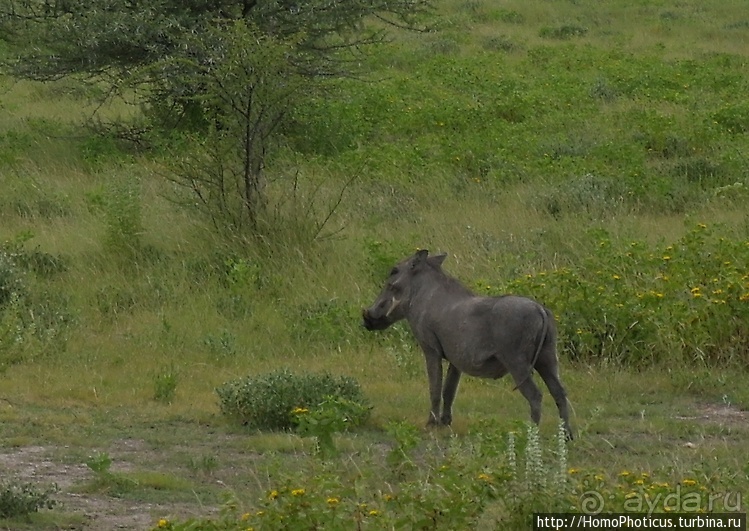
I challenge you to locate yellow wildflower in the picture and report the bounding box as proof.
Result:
[241,512,251,521]
[625,492,638,499]
[568,468,580,474]
[292,407,309,415]
[327,497,340,506]
[682,479,697,487]
[369,510,380,517]
[157,519,169,529]
[477,473,491,482]
[268,490,279,500]
[292,488,306,497]
[619,471,630,477]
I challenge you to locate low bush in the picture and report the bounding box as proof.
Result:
[0,481,57,519]
[216,369,370,431]
[479,223,749,367]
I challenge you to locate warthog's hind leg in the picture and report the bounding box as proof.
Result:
[515,377,543,426]
[535,360,573,440]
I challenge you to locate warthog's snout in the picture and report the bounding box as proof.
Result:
[362,308,391,331]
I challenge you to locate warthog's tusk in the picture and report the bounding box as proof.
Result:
[385,297,401,317]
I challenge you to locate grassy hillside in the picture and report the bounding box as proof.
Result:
[1,0,748,528]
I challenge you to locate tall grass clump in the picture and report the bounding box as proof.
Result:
[0,238,73,371]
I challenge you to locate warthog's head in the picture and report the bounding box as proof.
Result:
[362,249,447,331]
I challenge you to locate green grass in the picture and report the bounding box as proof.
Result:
[1,0,748,528]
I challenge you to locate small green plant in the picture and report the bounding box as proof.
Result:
[153,364,179,404]
[83,452,139,495]
[85,452,113,474]
[216,369,370,431]
[202,330,238,358]
[0,481,58,518]
[187,454,219,477]
[385,420,421,474]
[292,395,371,458]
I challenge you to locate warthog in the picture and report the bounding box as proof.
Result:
[362,249,573,439]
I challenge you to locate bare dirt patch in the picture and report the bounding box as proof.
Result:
[673,402,749,424]
[0,441,218,530]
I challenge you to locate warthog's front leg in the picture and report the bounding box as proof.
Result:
[423,351,443,426]
[440,363,462,426]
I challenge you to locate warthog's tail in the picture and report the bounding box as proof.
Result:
[512,305,549,391]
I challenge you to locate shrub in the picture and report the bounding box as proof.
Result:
[0,481,57,518]
[292,396,372,458]
[216,369,370,431]
[481,223,749,367]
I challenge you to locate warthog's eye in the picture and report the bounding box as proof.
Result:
[389,267,399,276]
[387,279,402,293]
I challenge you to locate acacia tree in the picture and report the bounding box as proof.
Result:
[0,0,432,233]
[167,21,306,231]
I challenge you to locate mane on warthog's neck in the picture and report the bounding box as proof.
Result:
[419,266,474,298]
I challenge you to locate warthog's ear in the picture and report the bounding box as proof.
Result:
[428,253,447,268]
[412,249,429,269]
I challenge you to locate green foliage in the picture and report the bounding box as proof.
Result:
[363,238,417,285]
[385,420,421,474]
[0,239,73,371]
[0,481,57,519]
[150,422,571,530]
[482,223,749,367]
[216,369,370,431]
[539,24,588,40]
[292,396,372,458]
[82,452,139,495]
[85,452,113,475]
[0,246,25,307]
[102,176,143,256]
[153,364,179,404]
[154,418,744,530]
[288,299,363,346]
